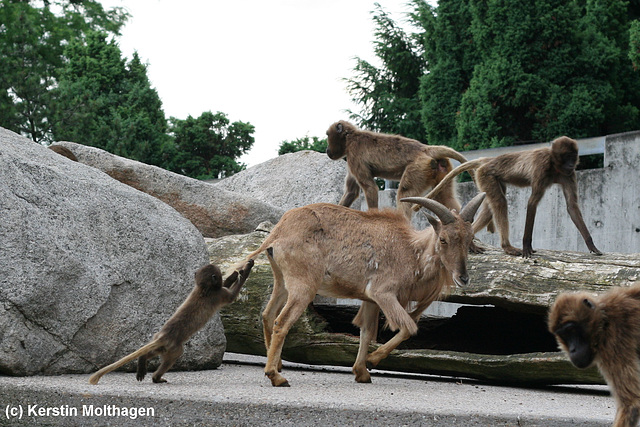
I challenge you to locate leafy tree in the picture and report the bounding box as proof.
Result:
[345,3,426,141]
[630,19,640,69]
[51,32,171,167]
[278,136,327,155]
[417,0,479,148]
[0,0,128,143]
[350,0,640,151]
[169,111,254,180]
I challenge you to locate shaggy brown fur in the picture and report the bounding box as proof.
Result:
[423,136,602,258]
[88,261,254,385]
[549,284,640,427]
[325,120,468,219]
[242,193,485,387]
[49,145,78,161]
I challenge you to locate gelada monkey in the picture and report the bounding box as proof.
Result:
[325,120,469,219]
[89,260,254,385]
[422,136,602,258]
[549,284,640,427]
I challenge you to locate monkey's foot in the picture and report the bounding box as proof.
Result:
[136,373,146,381]
[502,245,523,256]
[352,366,372,383]
[152,377,167,383]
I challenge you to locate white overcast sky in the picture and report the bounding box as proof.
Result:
[98,0,426,167]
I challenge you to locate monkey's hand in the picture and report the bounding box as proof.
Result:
[240,259,255,280]
[469,239,486,254]
[225,259,255,300]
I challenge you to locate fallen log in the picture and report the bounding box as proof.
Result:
[208,225,640,385]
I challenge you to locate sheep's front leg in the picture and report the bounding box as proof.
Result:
[366,292,417,368]
[264,287,315,387]
[367,327,412,368]
[351,301,380,383]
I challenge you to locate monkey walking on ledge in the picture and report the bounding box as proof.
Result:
[549,284,640,427]
[419,136,602,258]
[89,260,254,385]
[325,120,469,219]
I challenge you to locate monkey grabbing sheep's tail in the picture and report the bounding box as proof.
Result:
[413,157,487,212]
[228,228,281,276]
[88,341,162,385]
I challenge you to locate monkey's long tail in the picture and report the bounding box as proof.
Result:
[88,341,162,385]
[413,158,487,212]
[427,146,469,165]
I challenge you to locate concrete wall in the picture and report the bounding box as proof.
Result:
[377,130,640,254]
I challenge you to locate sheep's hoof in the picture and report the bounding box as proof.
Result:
[266,371,289,387]
[355,374,372,383]
[366,359,380,370]
[353,366,372,383]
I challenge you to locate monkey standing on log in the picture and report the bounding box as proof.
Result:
[325,120,469,219]
[88,260,254,385]
[420,136,602,258]
[549,284,640,427]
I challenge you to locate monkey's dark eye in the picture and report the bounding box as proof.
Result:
[555,321,577,341]
[440,238,447,245]
[582,298,595,309]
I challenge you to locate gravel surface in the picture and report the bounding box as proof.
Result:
[0,354,614,426]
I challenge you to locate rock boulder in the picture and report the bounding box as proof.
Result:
[1,128,223,376]
[216,150,358,211]
[50,142,284,238]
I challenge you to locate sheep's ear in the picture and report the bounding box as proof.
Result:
[424,213,441,234]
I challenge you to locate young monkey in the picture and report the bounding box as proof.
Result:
[88,260,254,385]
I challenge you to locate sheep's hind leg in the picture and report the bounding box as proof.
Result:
[264,286,315,387]
[351,301,379,383]
[262,254,288,372]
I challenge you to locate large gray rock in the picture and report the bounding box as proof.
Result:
[1,128,223,376]
[51,141,284,238]
[217,150,359,211]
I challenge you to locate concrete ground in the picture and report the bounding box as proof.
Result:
[0,353,614,426]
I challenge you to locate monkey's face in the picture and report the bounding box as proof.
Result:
[552,137,579,176]
[553,320,595,369]
[326,122,347,160]
[549,294,598,369]
[194,264,222,290]
[558,152,578,176]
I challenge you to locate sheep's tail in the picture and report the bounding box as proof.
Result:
[228,231,277,274]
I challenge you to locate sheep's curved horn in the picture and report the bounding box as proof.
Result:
[400,197,455,225]
[460,192,486,223]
